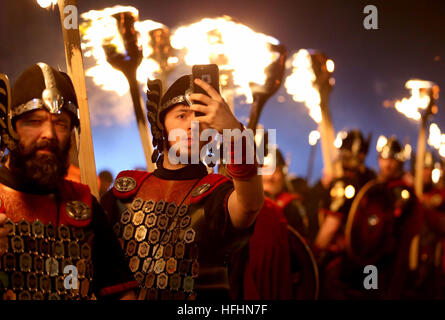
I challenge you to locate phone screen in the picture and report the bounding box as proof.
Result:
[192,64,220,115]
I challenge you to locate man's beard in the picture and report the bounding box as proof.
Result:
[9,138,71,191]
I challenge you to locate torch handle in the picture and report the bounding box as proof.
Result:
[318,120,334,177]
[58,0,99,199]
[414,119,427,197]
[318,86,340,179]
[247,94,267,131]
[127,72,156,172]
[414,88,439,198]
[306,144,317,182]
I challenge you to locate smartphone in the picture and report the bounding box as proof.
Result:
[192,64,220,116]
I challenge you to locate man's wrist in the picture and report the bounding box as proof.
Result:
[225,123,258,181]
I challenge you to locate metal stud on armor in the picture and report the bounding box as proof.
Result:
[114,197,199,299]
[0,219,95,300]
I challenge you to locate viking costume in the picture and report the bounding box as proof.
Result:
[322,137,422,299]
[0,65,136,300]
[101,75,254,300]
[229,197,318,300]
[406,151,445,299]
[266,149,309,239]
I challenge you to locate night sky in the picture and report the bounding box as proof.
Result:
[0,0,444,184]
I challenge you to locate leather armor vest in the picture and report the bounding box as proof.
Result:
[112,170,232,300]
[0,180,95,300]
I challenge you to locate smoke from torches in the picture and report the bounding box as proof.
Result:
[80,6,167,96]
[171,16,280,103]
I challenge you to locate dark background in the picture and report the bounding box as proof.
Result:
[0,0,444,183]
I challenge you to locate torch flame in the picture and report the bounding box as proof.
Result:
[326,59,335,73]
[309,130,320,146]
[428,123,445,159]
[404,143,412,160]
[428,123,442,150]
[170,16,279,103]
[440,145,445,158]
[285,49,323,124]
[376,135,388,152]
[80,6,167,96]
[37,0,57,8]
[334,130,347,149]
[432,167,441,184]
[394,79,434,121]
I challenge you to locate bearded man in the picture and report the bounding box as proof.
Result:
[0,64,136,300]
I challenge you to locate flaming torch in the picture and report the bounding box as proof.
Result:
[393,80,439,197]
[36,0,99,198]
[171,16,281,108]
[148,28,178,90]
[81,7,165,171]
[427,122,445,158]
[285,49,338,178]
[37,0,57,8]
[247,44,287,131]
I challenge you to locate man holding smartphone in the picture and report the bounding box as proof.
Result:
[101,69,264,300]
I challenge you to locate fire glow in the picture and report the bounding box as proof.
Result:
[80,6,168,96]
[171,16,280,103]
[309,130,320,146]
[285,49,325,124]
[394,80,433,121]
[334,130,347,149]
[428,123,445,158]
[37,0,57,8]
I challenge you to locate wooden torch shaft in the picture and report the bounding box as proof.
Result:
[58,0,99,198]
[127,72,156,172]
[318,120,334,177]
[318,92,335,178]
[414,120,427,197]
[247,94,266,131]
[306,144,317,182]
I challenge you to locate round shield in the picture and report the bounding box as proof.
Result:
[345,179,413,265]
[287,225,319,300]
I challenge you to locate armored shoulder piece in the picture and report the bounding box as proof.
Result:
[112,170,152,199]
[189,173,232,204]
